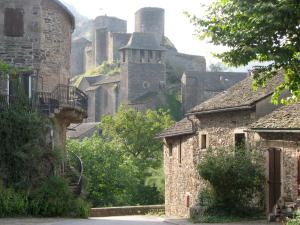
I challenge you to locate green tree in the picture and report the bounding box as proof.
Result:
[101,106,174,169]
[187,0,300,104]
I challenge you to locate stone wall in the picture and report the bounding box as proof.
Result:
[71,38,91,76]
[107,32,131,63]
[164,110,258,218]
[135,7,165,44]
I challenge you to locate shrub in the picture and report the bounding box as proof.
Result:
[286,214,300,225]
[0,187,28,217]
[28,176,90,218]
[198,146,265,216]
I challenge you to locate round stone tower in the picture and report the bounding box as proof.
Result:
[135,7,165,44]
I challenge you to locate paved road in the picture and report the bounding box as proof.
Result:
[0,216,169,225]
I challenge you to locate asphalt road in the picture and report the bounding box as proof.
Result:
[0,216,170,225]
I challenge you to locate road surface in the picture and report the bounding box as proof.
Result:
[0,216,169,225]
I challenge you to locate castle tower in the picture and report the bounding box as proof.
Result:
[92,16,127,66]
[119,32,166,109]
[135,7,165,44]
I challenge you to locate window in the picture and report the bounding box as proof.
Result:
[149,51,153,59]
[201,134,207,149]
[168,143,173,157]
[235,133,246,148]
[178,139,182,164]
[122,51,126,63]
[4,8,24,37]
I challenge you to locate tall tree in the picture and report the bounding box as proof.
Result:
[187,0,300,103]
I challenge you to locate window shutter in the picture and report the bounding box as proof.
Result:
[4,8,24,37]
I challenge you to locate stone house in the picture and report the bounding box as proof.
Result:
[248,102,300,218]
[0,0,87,152]
[159,74,284,218]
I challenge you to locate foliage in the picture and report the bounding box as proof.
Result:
[71,61,121,87]
[28,176,90,218]
[286,213,300,225]
[198,146,265,216]
[186,0,300,104]
[0,82,56,189]
[164,90,183,121]
[209,62,227,72]
[0,187,28,217]
[67,107,174,207]
[145,166,165,197]
[101,106,174,168]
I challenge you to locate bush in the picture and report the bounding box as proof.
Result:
[0,187,28,217]
[28,176,90,218]
[198,146,265,216]
[286,214,300,225]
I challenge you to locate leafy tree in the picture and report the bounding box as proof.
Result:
[209,62,227,72]
[101,106,174,169]
[67,107,174,206]
[187,0,300,104]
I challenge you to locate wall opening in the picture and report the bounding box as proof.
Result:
[178,139,182,164]
[140,50,145,63]
[168,143,173,157]
[235,133,245,148]
[201,134,207,149]
[4,8,24,37]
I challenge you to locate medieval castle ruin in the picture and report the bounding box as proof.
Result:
[71,7,247,123]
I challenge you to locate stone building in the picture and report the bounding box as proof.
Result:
[72,7,246,122]
[0,0,87,150]
[71,37,91,76]
[181,71,247,113]
[159,74,284,218]
[248,102,300,219]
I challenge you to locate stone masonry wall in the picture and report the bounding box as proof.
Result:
[164,110,258,218]
[107,32,131,63]
[39,0,73,92]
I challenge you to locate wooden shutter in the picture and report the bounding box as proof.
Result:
[4,8,24,37]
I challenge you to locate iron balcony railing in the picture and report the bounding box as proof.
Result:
[0,85,88,115]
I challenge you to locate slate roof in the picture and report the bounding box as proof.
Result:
[158,118,195,138]
[184,71,247,91]
[85,75,105,85]
[250,102,300,130]
[67,122,100,139]
[120,32,165,51]
[188,74,284,114]
[93,74,121,85]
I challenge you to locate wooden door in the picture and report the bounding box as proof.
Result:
[268,148,281,213]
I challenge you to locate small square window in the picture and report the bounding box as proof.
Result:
[4,8,24,37]
[201,134,207,149]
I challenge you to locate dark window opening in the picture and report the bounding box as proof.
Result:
[179,139,182,164]
[4,8,24,37]
[201,134,207,149]
[122,51,126,63]
[168,143,173,157]
[149,51,153,59]
[235,133,246,148]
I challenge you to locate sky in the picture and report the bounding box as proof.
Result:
[62,0,246,71]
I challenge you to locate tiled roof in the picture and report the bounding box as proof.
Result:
[67,122,100,139]
[158,118,195,138]
[250,102,300,130]
[120,32,165,51]
[188,74,284,114]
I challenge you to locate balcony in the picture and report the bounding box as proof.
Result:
[1,85,88,123]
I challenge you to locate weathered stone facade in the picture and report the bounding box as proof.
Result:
[0,0,87,150]
[161,75,285,218]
